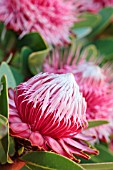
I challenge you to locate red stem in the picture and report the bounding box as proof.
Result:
[0,160,25,170]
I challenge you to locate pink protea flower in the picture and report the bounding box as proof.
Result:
[0,0,77,45]
[43,48,113,143]
[9,72,98,162]
[73,62,113,143]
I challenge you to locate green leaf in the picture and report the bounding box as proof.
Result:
[3,30,17,53]
[81,162,113,170]
[0,75,9,118]
[18,32,48,52]
[0,114,8,139]
[0,140,7,163]
[28,48,49,74]
[0,82,3,95]
[10,52,21,69]
[80,143,113,164]
[0,135,9,164]
[9,137,15,157]
[10,66,24,85]
[0,75,9,164]
[0,27,17,54]
[21,165,31,170]
[0,22,4,36]
[17,33,49,75]
[20,47,32,77]
[18,147,24,156]
[88,120,109,129]
[73,13,101,29]
[94,38,113,59]
[79,157,96,164]
[102,23,113,36]
[90,7,113,37]
[21,151,85,170]
[0,114,7,123]
[0,62,16,88]
[0,49,4,62]
[73,27,92,39]
[93,144,113,162]
[27,164,53,170]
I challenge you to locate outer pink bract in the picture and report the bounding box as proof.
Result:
[9,72,98,162]
[43,49,113,143]
[0,0,76,45]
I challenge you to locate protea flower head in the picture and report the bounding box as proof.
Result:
[0,0,77,45]
[9,72,98,162]
[43,47,113,143]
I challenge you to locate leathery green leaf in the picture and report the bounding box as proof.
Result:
[89,7,113,37]
[0,75,9,118]
[81,162,113,170]
[28,48,49,74]
[88,120,109,129]
[0,75,9,164]
[0,114,8,139]
[21,151,85,170]
[18,32,48,52]
[0,62,16,88]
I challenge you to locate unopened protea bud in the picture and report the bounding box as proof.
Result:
[9,73,98,162]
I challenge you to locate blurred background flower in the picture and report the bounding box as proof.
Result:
[0,0,77,45]
[77,0,113,13]
[43,47,113,143]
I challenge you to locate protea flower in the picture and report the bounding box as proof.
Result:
[74,62,113,143]
[0,0,77,45]
[9,72,98,162]
[43,48,113,143]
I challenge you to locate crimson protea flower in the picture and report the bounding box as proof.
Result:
[43,48,113,143]
[0,0,77,45]
[9,72,98,162]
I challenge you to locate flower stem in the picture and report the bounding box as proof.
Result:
[0,160,25,170]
